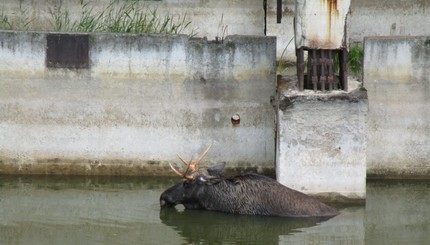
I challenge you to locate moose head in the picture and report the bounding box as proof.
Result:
[160,146,339,218]
[160,145,224,209]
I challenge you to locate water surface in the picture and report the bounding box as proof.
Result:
[0,176,428,244]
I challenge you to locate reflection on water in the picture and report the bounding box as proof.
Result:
[0,176,429,245]
[365,180,430,245]
[160,208,332,245]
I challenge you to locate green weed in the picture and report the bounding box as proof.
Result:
[0,3,32,30]
[50,0,197,36]
[276,36,294,74]
[348,45,363,76]
[307,45,363,77]
[216,14,228,42]
[49,4,71,32]
[2,0,196,36]
[14,2,32,30]
[0,10,12,30]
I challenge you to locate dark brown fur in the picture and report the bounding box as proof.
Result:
[160,163,339,218]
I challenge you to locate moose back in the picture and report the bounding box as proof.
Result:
[159,146,339,218]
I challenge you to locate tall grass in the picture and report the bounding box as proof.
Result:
[0,10,11,30]
[50,0,197,36]
[1,0,196,36]
[49,4,72,32]
[0,3,32,30]
[216,14,228,42]
[276,36,294,74]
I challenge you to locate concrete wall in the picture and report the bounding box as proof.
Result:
[276,85,368,199]
[2,0,430,61]
[0,31,277,175]
[266,0,430,60]
[294,0,350,50]
[364,36,430,178]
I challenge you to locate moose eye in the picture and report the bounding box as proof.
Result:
[197,176,207,183]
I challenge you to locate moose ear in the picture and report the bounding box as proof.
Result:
[207,162,225,176]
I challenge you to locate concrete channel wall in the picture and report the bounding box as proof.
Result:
[364,36,430,178]
[0,31,277,175]
[276,87,368,200]
[3,0,430,61]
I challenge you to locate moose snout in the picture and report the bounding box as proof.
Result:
[160,193,176,207]
[160,196,169,207]
[160,198,167,207]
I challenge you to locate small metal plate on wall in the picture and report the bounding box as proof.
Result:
[46,33,89,69]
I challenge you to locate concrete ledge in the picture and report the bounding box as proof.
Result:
[0,156,275,176]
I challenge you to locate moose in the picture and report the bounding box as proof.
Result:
[160,146,339,218]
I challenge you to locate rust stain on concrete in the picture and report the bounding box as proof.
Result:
[322,0,340,39]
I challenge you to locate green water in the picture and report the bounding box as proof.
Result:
[0,176,429,245]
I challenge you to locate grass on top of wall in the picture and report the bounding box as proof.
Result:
[0,0,197,36]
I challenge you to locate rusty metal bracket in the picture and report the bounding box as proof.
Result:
[277,0,282,23]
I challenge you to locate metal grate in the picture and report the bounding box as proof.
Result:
[297,48,348,92]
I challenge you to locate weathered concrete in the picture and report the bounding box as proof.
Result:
[364,36,430,178]
[0,31,276,175]
[294,0,350,49]
[266,0,430,61]
[3,0,430,62]
[276,78,368,199]
[349,1,430,43]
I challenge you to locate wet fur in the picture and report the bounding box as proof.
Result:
[161,172,339,218]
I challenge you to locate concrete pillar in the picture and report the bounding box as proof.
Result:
[295,0,351,50]
[276,87,368,200]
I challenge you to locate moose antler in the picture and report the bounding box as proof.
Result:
[169,145,212,179]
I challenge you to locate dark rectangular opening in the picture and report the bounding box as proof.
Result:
[46,33,89,69]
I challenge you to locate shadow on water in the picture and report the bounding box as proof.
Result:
[160,207,333,245]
